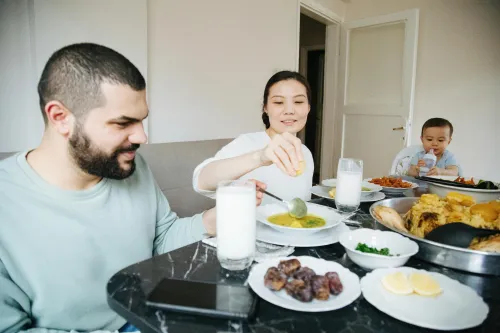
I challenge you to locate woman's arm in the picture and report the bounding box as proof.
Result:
[197,132,304,192]
[197,150,264,191]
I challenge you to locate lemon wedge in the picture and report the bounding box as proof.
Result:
[381,272,413,295]
[409,272,442,296]
[295,160,306,176]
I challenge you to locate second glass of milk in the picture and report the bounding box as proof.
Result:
[216,180,256,270]
[335,158,363,213]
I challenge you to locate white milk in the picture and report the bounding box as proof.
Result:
[336,171,362,206]
[216,185,256,260]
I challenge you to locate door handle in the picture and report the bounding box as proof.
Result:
[392,127,404,131]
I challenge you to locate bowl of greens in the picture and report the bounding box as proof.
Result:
[339,228,418,270]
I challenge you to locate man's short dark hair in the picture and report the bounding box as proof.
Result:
[37,43,146,124]
[421,118,454,137]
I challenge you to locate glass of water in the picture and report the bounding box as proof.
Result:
[335,158,363,213]
[216,180,256,271]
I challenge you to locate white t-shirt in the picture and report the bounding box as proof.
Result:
[192,131,314,205]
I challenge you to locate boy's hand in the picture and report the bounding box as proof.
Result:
[426,167,442,176]
[417,160,426,167]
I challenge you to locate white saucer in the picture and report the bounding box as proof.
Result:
[256,222,349,247]
[310,185,386,203]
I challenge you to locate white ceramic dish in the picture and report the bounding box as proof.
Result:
[248,256,361,312]
[365,178,418,194]
[320,179,382,197]
[425,176,500,203]
[361,267,489,330]
[339,229,418,270]
[256,222,350,247]
[256,202,345,236]
[310,185,386,203]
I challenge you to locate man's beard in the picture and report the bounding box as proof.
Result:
[68,127,139,180]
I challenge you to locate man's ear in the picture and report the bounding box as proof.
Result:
[44,101,75,137]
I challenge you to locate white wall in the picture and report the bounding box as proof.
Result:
[0,0,39,152]
[344,0,500,180]
[147,0,298,143]
[0,0,305,150]
[312,0,346,19]
[0,0,148,152]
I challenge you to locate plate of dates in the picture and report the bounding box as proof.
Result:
[247,256,361,312]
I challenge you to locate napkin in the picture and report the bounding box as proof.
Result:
[202,237,295,263]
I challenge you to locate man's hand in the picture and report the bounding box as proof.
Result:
[417,160,426,167]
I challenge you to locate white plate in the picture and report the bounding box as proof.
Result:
[361,267,489,330]
[256,202,344,236]
[365,178,418,194]
[256,222,349,247]
[310,185,386,203]
[320,179,383,195]
[248,256,361,312]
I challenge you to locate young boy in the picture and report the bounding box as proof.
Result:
[408,118,462,177]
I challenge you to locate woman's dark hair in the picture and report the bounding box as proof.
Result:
[261,71,312,129]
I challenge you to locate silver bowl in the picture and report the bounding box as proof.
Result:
[369,197,500,276]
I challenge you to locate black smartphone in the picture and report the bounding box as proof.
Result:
[145,278,258,321]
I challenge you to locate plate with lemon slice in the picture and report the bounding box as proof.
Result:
[361,267,489,330]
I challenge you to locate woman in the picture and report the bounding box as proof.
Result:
[192,70,314,205]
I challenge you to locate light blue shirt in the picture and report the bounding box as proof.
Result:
[410,149,463,176]
[0,152,207,333]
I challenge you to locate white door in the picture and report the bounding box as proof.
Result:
[333,9,419,178]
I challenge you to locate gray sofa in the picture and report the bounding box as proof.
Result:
[0,139,231,217]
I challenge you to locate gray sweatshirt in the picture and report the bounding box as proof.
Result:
[0,152,207,332]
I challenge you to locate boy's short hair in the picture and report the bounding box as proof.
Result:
[421,118,454,137]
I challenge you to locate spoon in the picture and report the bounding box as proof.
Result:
[425,222,500,248]
[260,189,308,218]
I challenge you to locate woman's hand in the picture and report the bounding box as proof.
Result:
[259,132,305,176]
[249,179,267,206]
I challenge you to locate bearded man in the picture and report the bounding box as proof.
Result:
[0,43,232,332]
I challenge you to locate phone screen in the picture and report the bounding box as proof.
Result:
[146,278,257,319]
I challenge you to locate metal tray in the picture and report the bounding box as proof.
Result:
[369,197,500,276]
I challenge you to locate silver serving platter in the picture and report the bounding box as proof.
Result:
[369,197,500,276]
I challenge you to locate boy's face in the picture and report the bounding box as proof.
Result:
[420,126,452,156]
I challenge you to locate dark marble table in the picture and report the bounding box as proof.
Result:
[107,194,500,333]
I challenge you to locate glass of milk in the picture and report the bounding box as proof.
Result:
[335,158,363,213]
[216,180,256,271]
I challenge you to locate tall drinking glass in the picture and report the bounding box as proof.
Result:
[335,158,363,213]
[216,180,256,270]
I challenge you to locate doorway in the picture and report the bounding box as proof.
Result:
[297,4,339,185]
[298,14,326,184]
